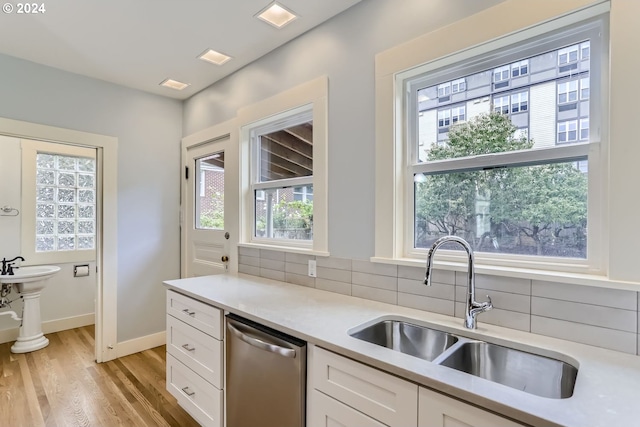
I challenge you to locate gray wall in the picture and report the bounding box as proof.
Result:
[0,53,182,342]
[183,0,505,259]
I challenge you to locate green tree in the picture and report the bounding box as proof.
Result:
[416,112,587,257]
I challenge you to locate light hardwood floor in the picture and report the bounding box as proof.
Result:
[0,325,200,427]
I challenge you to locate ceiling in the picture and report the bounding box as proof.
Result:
[0,0,361,100]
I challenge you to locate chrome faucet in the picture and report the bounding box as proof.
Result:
[424,236,492,329]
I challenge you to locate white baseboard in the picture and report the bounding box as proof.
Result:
[116,331,166,358]
[0,313,95,344]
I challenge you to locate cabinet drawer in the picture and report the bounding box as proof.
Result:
[308,389,387,427]
[310,346,418,427]
[167,353,223,427]
[166,289,222,339]
[166,315,223,389]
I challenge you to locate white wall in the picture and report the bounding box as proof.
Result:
[0,54,182,342]
[183,0,506,259]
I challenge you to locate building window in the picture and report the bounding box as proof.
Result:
[558,120,578,143]
[293,185,313,202]
[451,106,466,124]
[451,78,467,93]
[581,41,590,60]
[558,45,579,65]
[558,80,579,104]
[510,91,528,113]
[438,110,451,127]
[493,65,510,83]
[493,95,510,114]
[580,77,590,99]
[511,60,529,77]
[437,82,451,98]
[400,19,601,265]
[580,118,589,140]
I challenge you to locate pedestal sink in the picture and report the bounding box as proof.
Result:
[0,265,61,353]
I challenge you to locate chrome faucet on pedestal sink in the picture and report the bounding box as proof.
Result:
[424,236,492,329]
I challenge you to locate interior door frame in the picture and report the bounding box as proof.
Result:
[181,118,239,277]
[0,116,118,363]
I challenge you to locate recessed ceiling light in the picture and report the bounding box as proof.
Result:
[198,49,232,66]
[159,78,190,91]
[256,2,297,29]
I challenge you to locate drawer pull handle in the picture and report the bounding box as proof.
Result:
[181,386,196,397]
[182,343,196,352]
[182,308,196,316]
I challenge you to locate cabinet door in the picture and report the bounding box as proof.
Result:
[310,346,418,427]
[308,390,387,427]
[419,387,525,427]
[166,289,223,339]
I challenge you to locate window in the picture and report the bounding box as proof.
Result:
[511,60,529,77]
[451,106,466,124]
[21,139,97,263]
[511,92,528,113]
[437,82,451,98]
[395,17,602,269]
[580,77,590,99]
[581,41,590,60]
[451,78,466,93]
[438,110,451,127]
[239,76,328,253]
[558,80,579,104]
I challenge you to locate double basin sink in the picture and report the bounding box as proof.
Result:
[349,319,578,399]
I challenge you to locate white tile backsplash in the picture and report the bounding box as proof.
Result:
[238,248,640,356]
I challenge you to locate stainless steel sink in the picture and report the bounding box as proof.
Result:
[349,318,578,399]
[438,341,578,399]
[349,320,458,362]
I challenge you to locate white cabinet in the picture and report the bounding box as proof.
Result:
[418,387,525,427]
[308,345,418,427]
[166,290,224,427]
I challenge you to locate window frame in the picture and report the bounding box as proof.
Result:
[239,76,328,255]
[21,139,98,264]
[374,6,609,275]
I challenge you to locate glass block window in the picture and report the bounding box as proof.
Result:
[35,153,96,252]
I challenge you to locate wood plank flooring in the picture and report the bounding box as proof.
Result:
[0,325,200,427]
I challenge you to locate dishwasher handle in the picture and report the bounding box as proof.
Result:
[227,321,297,358]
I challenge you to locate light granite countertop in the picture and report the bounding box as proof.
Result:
[164,273,640,427]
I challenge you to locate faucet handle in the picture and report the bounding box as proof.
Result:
[483,294,493,310]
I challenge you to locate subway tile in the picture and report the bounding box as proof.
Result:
[399,265,455,285]
[316,278,352,296]
[238,264,260,277]
[238,246,260,257]
[638,334,639,356]
[286,252,315,265]
[352,272,397,291]
[532,281,637,310]
[317,267,351,284]
[238,255,260,267]
[285,262,308,276]
[260,249,286,261]
[398,278,454,300]
[285,272,315,288]
[352,285,397,305]
[531,297,637,333]
[260,258,285,272]
[531,316,637,354]
[638,293,640,336]
[352,259,397,277]
[259,268,285,282]
[458,273,531,295]
[456,286,530,314]
[398,293,454,316]
[316,256,352,271]
[453,302,529,332]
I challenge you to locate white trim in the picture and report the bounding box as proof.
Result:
[374,0,609,275]
[237,242,330,257]
[115,331,166,359]
[181,118,240,276]
[0,313,94,345]
[238,76,329,254]
[0,116,118,363]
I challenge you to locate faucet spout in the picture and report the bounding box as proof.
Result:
[424,236,492,329]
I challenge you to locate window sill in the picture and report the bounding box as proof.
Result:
[238,242,330,257]
[370,256,640,293]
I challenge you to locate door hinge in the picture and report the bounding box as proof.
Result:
[185,166,189,180]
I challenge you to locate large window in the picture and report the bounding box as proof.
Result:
[403,19,603,266]
[239,76,328,253]
[21,139,98,263]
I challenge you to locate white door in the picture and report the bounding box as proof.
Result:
[183,141,229,277]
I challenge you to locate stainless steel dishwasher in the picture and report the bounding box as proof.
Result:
[225,314,306,427]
